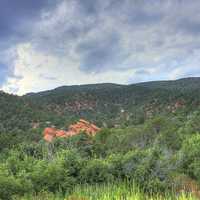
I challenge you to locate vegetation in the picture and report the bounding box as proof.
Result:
[1,78,200,199]
[15,183,198,200]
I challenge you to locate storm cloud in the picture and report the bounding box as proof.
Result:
[1,0,200,94]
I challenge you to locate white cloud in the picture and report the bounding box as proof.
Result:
[1,42,134,95]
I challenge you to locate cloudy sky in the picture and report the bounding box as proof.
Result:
[0,0,200,95]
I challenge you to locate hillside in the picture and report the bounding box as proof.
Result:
[0,91,67,132]
[0,92,35,131]
[136,77,200,91]
[1,77,200,132]
[23,77,200,127]
[1,77,200,199]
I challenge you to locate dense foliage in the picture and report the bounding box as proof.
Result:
[1,111,200,199]
[1,78,200,130]
[1,78,200,199]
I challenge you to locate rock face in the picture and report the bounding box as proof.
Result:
[43,119,100,142]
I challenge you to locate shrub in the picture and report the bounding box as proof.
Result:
[0,176,23,200]
[107,153,124,179]
[181,134,200,182]
[80,159,113,183]
[121,149,146,179]
[30,159,75,194]
[133,148,173,193]
[58,149,83,178]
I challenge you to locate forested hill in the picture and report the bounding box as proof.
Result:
[136,77,200,91]
[1,77,200,199]
[1,77,200,132]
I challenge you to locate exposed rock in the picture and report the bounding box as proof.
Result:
[43,127,57,142]
[43,119,100,142]
[175,100,184,109]
[32,122,40,129]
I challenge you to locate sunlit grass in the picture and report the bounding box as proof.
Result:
[66,183,198,200]
[16,183,198,200]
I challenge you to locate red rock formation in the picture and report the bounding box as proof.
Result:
[43,119,100,142]
[43,127,57,142]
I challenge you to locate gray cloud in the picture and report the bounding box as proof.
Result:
[1,0,200,94]
[178,19,200,35]
[77,33,125,72]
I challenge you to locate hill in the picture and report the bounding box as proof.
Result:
[23,77,200,127]
[1,77,200,131]
[136,77,200,91]
[1,77,200,199]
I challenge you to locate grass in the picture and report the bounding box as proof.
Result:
[67,183,198,200]
[16,183,198,200]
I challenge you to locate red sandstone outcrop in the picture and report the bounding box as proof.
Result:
[43,119,100,142]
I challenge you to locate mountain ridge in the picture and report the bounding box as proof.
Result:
[1,77,200,132]
[23,77,200,97]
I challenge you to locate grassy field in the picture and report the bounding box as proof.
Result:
[17,183,198,200]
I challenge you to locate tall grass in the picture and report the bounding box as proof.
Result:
[67,183,198,200]
[16,183,198,200]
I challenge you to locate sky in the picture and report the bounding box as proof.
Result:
[0,0,200,95]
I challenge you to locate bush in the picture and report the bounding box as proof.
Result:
[0,176,23,200]
[107,153,124,179]
[30,158,75,194]
[58,149,83,178]
[133,148,173,193]
[181,134,200,182]
[80,159,113,183]
[121,150,146,179]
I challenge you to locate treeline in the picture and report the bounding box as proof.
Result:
[1,79,200,132]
